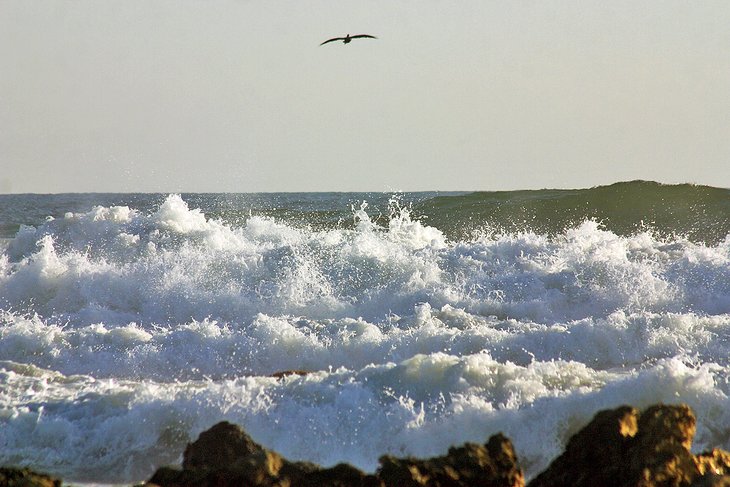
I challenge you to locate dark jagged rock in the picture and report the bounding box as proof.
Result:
[13,402,730,486]
[297,463,381,487]
[528,403,730,487]
[378,433,523,487]
[182,420,266,470]
[148,421,371,487]
[148,421,523,486]
[0,467,61,487]
[270,369,312,379]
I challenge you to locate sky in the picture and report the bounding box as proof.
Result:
[1,1,729,193]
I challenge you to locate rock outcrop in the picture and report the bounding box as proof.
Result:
[528,404,730,487]
[6,403,730,486]
[147,421,523,487]
[378,433,524,487]
[0,467,61,487]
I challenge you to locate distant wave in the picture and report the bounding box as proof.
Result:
[415,180,730,243]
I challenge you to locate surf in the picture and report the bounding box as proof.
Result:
[2,183,730,483]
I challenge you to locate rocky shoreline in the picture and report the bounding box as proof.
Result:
[4,403,730,487]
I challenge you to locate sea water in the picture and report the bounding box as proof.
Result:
[2,181,730,483]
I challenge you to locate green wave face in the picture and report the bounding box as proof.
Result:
[416,181,730,244]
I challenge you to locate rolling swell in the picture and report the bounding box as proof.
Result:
[416,181,730,244]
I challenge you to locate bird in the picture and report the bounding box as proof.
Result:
[320,34,377,46]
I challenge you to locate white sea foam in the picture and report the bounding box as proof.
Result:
[2,194,730,483]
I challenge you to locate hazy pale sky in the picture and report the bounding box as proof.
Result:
[2,1,729,193]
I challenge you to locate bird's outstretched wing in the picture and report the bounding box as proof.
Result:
[350,34,377,40]
[320,37,345,46]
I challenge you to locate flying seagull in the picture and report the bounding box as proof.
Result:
[320,34,377,46]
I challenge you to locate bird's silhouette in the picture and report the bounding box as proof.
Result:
[320,34,377,46]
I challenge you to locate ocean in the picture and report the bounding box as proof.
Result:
[2,180,730,484]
